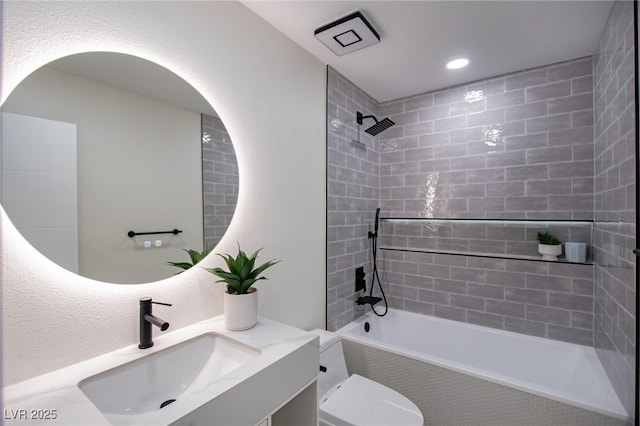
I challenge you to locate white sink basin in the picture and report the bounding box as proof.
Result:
[79,333,259,425]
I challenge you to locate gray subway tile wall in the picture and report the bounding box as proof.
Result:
[379,56,594,220]
[328,57,600,342]
[202,114,238,248]
[370,55,600,347]
[327,67,380,331]
[377,248,595,346]
[593,0,636,418]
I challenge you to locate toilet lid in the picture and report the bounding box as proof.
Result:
[320,374,424,426]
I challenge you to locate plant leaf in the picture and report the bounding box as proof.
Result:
[238,261,253,282]
[250,259,281,280]
[218,253,237,275]
[239,277,263,294]
[204,267,238,282]
[166,261,191,270]
[185,249,201,265]
[248,248,263,259]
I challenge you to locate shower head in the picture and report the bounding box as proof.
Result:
[365,118,395,136]
[356,111,395,136]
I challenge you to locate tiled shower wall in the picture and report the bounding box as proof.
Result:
[202,114,238,249]
[593,0,636,418]
[327,67,380,331]
[378,57,594,220]
[374,58,597,346]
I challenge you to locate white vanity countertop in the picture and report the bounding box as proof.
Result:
[3,316,319,426]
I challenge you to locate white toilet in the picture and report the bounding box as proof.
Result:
[312,329,424,426]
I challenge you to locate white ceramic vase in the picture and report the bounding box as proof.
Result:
[224,288,258,331]
[538,243,562,261]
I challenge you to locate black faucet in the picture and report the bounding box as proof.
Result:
[138,297,171,349]
[356,296,382,306]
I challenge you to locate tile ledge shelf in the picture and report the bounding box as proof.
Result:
[380,247,593,265]
[381,217,594,224]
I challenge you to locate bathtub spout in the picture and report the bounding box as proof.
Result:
[356,296,382,306]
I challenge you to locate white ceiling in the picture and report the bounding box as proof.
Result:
[241,1,615,103]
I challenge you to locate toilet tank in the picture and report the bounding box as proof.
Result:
[311,329,350,400]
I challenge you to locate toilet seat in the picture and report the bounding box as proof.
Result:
[319,374,424,426]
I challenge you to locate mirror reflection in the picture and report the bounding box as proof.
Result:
[1,52,238,283]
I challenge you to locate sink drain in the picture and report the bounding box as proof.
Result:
[160,399,176,409]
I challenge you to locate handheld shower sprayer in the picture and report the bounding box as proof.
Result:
[364,207,388,317]
[375,207,380,234]
[368,207,380,239]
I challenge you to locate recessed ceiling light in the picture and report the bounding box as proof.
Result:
[446,58,470,70]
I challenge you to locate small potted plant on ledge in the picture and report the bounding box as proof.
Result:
[537,231,562,261]
[204,244,279,331]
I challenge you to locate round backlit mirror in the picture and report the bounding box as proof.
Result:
[1,52,238,283]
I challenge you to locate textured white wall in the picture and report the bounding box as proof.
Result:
[1,1,326,385]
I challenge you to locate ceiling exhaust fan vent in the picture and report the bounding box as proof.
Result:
[314,11,380,56]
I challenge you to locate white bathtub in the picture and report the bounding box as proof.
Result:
[336,308,627,421]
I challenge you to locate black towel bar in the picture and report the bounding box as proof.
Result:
[127,229,182,238]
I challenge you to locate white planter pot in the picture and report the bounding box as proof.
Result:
[538,243,562,261]
[224,288,258,331]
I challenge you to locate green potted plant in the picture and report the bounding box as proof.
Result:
[204,244,279,330]
[166,245,215,272]
[537,231,562,261]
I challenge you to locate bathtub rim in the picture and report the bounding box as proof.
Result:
[335,308,628,421]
